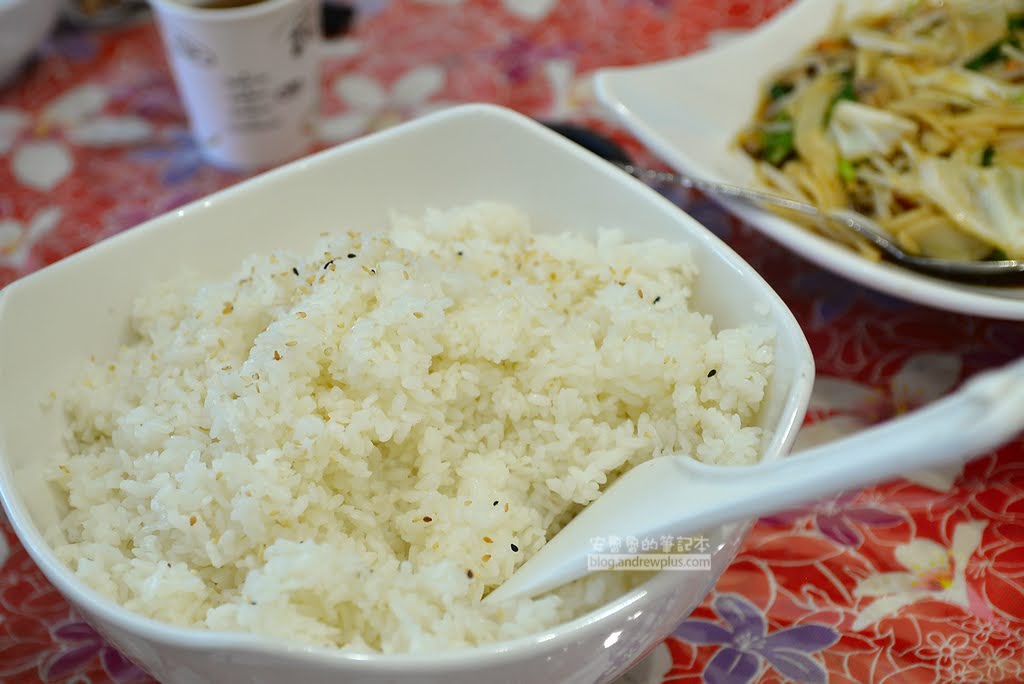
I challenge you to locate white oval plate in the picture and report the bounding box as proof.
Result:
[594,0,1024,321]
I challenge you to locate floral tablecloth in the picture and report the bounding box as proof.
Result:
[1,1,1023,683]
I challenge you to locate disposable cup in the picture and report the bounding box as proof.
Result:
[149,0,320,170]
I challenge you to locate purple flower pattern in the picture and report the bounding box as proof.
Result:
[674,593,840,684]
[793,269,908,328]
[491,36,578,84]
[678,195,735,241]
[44,26,100,63]
[131,128,205,185]
[46,621,149,683]
[762,492,904,547]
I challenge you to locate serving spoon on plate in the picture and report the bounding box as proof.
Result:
[486,356,1024,603]
[546,123,1024,283]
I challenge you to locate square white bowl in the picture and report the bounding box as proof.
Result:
[594,0,1024,321]
[0,104,813,684]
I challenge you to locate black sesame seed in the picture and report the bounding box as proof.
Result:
[493,500,499,506]
[707,369,717,378]
[510,543,519,552]
[466,569,474,578]
[292,267,300,276]
[653,296,661,304]
[347,253,356,258]
[323,259,335,270]
[321,2,354,38]
[457,251,464,256]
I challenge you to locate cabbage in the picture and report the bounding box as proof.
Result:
[828,100,918,160]
[954,3,1012,59]
[917,157,1024,257]
[789,73,846,208]
[848,28,950,59]
[890,213,997,261]
[907,221,997,261]
[848,29,917,55]
[911,67,1022,102]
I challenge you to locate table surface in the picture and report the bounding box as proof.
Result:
[2,2,1023,683]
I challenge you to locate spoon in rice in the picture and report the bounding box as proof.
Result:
[545,123,1024,282]
[486,356,1024,604]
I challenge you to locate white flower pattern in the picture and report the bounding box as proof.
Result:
[0,207,62,269]
[543,58,577,119]
[0,84,153,192]
[915,632,977,665]
[319,65,454,142]
[959,615,1016,644]
[967,643,1023,681]
[414,0,556,19]
[852,521,988,631]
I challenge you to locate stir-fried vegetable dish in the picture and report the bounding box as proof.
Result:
[739,0,1024,262]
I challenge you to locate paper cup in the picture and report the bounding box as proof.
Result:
[149,0,320,170]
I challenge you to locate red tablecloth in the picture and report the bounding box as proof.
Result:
[1,2,1022,683]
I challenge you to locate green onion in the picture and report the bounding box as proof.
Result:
[761,113,795,167]
[982,146,996,167]
[838,159,856,183]
[966,40,1008,71]
[966,16,1024,71]
[826,71,857,124]
[986,248,1010,262]
[769,82,793,101]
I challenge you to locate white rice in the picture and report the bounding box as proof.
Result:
[48,203,774,653]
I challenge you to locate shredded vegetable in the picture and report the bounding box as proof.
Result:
[739,0,1024,261]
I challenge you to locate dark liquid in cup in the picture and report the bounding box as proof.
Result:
[192,0,272,8]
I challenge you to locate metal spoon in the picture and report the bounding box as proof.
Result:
[546,123,1024,282]
[486,357,1024,603]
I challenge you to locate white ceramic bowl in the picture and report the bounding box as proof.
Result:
[0,105,813,684]
[594,0,1024,321]
[0,0,60,86]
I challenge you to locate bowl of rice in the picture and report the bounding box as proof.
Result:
[0,104,814,684]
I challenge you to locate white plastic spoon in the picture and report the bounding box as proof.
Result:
[486,356,1024,604]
